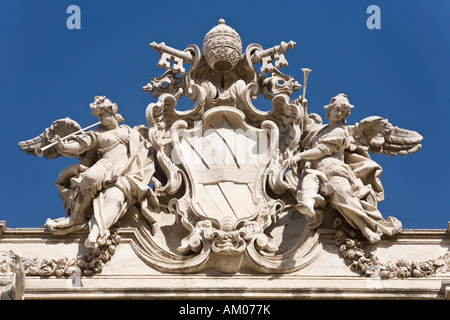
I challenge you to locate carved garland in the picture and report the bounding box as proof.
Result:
[0,229,121,278]
[4,219,448,279]
[332,216,450,278]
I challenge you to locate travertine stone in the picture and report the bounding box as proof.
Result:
[442,281,450,299]
[0,219,449,299]
[9,19,444,300]
[0,250,25,300]
[19,96,160,250]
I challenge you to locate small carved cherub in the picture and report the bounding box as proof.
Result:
[285,93,422,243]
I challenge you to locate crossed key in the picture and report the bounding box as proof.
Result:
[257,41,296,75]
[150,42,194,75]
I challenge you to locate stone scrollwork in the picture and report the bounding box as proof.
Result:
[132,19,322,273]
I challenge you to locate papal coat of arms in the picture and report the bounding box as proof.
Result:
[18,19,423,274]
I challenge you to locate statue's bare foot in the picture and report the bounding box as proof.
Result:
[84,237,98,249]
[84,228,100,248]
[44,218,57,232]
[362,227,381,243]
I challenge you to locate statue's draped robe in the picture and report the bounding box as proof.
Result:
[55,125,159,241]
[298,121,402,240]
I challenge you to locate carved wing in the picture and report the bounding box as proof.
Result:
[349,116,423,156]
[18,118,82,159]
[133,124,150,141]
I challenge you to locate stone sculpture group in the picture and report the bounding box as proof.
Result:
[18,19,423,274]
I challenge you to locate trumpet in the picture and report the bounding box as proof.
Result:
[35,121,100,157]
[301,68,312,101]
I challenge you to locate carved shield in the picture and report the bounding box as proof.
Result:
[135,98,321,273]
[171,107,278,225]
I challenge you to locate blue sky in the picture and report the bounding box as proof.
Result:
[0,0,448,229]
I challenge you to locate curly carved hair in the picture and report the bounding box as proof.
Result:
[324,93,354,123]
[89,96,124,123]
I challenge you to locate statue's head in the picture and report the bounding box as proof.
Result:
[89,96,124,123]
[324,93,354,124]
[202,19,242,73]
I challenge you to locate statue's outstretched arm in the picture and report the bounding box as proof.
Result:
[285,144,333,168]
[55,136,84,156]
[6,254,25,300]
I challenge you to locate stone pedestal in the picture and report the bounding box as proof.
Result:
[1,220,448,300]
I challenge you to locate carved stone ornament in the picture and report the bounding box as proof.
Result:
[17,19,426,275]
[332,217,450,279]
[0,251,25,300]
